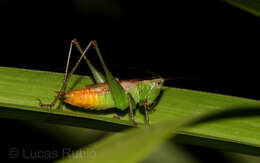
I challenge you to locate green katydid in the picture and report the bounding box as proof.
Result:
[38,40,165,126]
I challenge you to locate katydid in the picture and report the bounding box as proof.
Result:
[38,40,164,126]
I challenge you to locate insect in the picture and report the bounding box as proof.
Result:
[38,40,164,126]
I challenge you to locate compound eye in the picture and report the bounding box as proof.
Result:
[157,81,161,86]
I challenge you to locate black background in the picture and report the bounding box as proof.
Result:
[2,0,260,162]
[4,0,260,100]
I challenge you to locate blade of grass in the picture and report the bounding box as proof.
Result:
[57,108,260,163]
[223,0,260,17]
[0,67,131,131]
[0,67,260,155]
[56,120,185,163]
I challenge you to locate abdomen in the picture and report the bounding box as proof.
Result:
[63,79,141,110]
[64,88,115,110]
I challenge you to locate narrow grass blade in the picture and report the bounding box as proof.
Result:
[57,107,260,163]
[223,0,260,17]
[56,120,184,163]
[0,67,260,155]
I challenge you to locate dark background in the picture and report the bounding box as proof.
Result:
[4,0,260,100]
[2,0,260,162]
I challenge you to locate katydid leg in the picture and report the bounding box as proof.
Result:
[72,39,106,84]
[127,93,137,126]
[92,41,128,110]
[38,40,93,108]
[144,102,150,127]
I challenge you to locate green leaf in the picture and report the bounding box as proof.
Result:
[223,0,260,17]
[0,67,260,156]
[56,108,260,163]
[0,67,130,131]
[56,119,185,163]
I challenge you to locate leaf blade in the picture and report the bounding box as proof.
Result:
[224,0,260,17]
[0,66,260,155]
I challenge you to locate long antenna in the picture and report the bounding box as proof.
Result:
[110,64,162,79]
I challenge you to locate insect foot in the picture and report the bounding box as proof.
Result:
[37,99,55,109]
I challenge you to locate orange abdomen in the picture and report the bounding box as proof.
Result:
[64,88,114,110]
